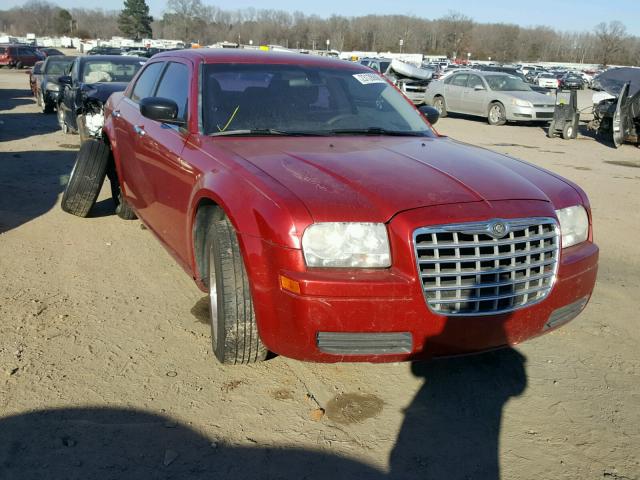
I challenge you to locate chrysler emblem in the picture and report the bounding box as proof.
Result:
[489,221,508,238]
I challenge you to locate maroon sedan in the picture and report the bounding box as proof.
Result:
[61,50,598,364]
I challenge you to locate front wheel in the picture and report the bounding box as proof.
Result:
[61,139,109,217]
[206,213,267,364]
[488,102,506,126]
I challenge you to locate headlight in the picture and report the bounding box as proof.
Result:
[46,83,60,92]
[555,206,589,248]
[302,223,391,268]
[512,98,533,108]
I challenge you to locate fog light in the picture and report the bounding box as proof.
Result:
[544,297,588,330]
[279,275,301,294]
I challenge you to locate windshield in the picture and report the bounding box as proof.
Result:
[485,75,531,92]
[202,63,433,136]
[81,59,144,83]
[45,58,73,75]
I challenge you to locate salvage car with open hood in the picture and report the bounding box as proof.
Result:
[61,49,598,365]
[589,67,640,148]
[57,55,146,141]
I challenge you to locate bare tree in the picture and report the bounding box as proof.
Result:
[594,21,628,66]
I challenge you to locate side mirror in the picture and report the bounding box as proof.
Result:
[474,85,485,91]
[140,97,184,125]
[58,75,72,85]
[419,105,440,125]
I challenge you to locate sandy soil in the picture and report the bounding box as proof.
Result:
[0,68,638,480]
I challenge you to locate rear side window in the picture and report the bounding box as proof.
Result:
[0,47,6,54]
[155,62,189,120]
[131,62,164,103]
[451,74,469,87]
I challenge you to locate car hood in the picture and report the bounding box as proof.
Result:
[81,82,129,102]
[596,67,640,98]
[217,136,578,223]
[505,90,554,103]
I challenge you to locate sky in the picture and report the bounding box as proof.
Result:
[4,0,640,35]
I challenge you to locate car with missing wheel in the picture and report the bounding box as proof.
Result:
[57,55,145,141]
[424,71,556,125]
[61,49,598,365]
[36,55,74,113]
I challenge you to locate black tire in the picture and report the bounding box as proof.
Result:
[61,139,110,217]
[40,91,53,113]
[488,102,506,126]
[16,61,22,69]
[561,123,575,140]
[547,120,556,138]
[433,96,447,118]
[106,163,136,219]
[205,213,267,364]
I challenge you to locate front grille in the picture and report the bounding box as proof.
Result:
[414,218,560,316]
[535,112,554,119]
[533,104,554,108]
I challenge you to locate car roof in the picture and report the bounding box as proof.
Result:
[79,55,145,63]
[153,48,367,70]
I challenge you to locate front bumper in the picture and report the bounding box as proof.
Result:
[509,105,555,121]
[244,201,599,362]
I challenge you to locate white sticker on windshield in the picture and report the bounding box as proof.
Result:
[353,73,387,85]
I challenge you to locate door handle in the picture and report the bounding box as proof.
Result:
[112,110,121,118]
[133,125,146,136]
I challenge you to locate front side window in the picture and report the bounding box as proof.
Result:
[130,62,164,103]
[467,75,484,89]
[485,75,531,92]
[202,63,434,136]
[154,62,189,120]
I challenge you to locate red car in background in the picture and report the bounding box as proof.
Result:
[0,44,42,68]
[61,50,598,365]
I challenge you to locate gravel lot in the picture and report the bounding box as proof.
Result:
[1,67,639,480]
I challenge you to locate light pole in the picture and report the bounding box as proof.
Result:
[467,52,471,64]
[399,38,404,54]
[326,39,330,52]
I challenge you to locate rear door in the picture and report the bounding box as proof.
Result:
[462,74,488,115]
[113,60,165,212]
[445,73,469,112]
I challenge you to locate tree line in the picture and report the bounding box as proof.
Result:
[1,0,639,66]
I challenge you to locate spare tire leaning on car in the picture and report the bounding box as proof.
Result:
[61,139,110,217]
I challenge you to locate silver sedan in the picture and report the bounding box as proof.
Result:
[424,71,555,125]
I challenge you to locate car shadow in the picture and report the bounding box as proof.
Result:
[0,87,33,111]
[0,149,75,234]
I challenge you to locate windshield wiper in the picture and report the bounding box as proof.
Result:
[328,127,428,136]
[209,129,328,137]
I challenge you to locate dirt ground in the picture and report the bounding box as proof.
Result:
[0,68,638,480]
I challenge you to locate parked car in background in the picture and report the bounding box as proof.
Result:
[425,71,555,125]
[28,61,44,95]
[359,57,391,74]
[477,65,550,95]
[37,47,64,57]
[0,44,42,68]
[60,49,598,365]
[88,46,123,56]
[37,55,74,113]
[559,72,585,90]
[57,55,145,140]
[537,73,559,89]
